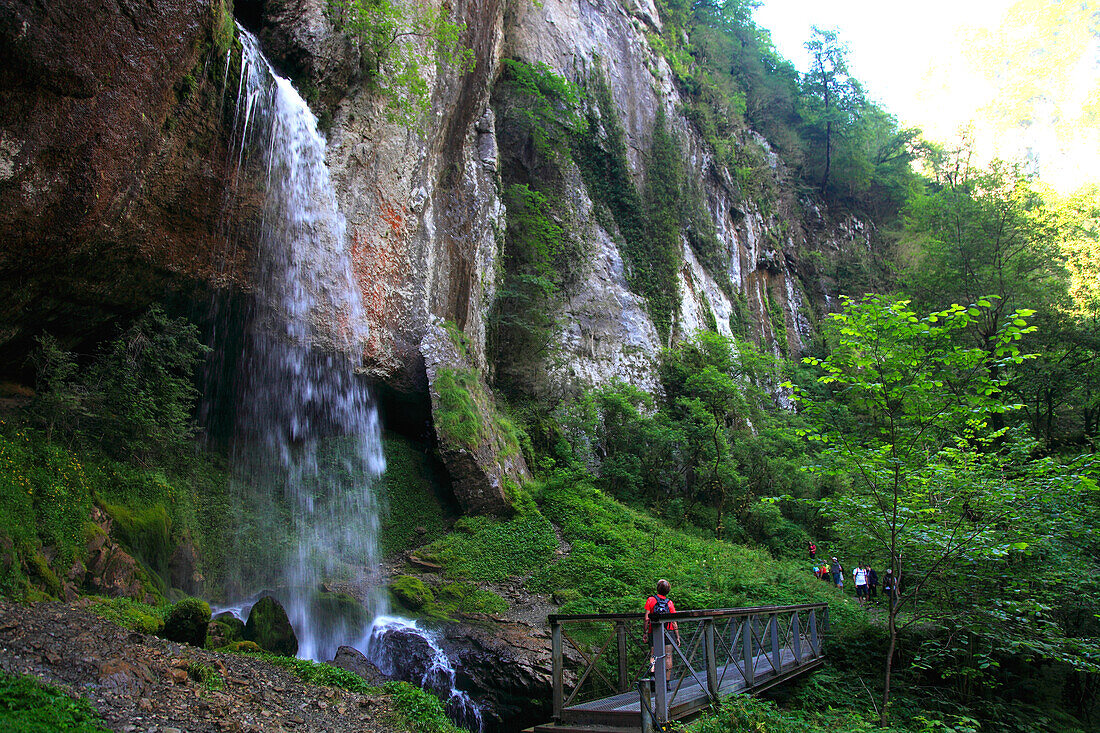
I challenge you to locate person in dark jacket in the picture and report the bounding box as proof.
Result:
[867,566,879,601]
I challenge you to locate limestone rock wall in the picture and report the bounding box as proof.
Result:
[0,0,257,368]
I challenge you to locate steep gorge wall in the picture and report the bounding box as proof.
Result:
[0,0,875,459]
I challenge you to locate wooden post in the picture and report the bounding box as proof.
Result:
[704,618,718,702]
[617,622,629,692]
[770,614,781,672]
[742,615,754,686]
[655,621,668,722]
[792,611,802,663]
[552,619,563,721]
[809,609,819,656]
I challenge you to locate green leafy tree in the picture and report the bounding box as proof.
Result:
[327,0,474,125]
[801,27,864,194]
[792,294,1037,724]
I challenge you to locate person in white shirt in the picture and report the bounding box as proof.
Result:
[853,564,869,604]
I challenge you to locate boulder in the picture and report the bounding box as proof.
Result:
[329,645,388,686]
[160,597,211,648]
[243,595,298,656]
[208,612,245,648]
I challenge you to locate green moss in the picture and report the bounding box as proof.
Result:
[434,367,484,450]
[0,671,110,732]
[86,596,166,634]
[310,591,368,633]
[103,502,171,583]
[377,432,451,557]
[390,574,434,611]
[160,597,211,647]
[243,596,298,656]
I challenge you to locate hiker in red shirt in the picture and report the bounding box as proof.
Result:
[645,579,681,684]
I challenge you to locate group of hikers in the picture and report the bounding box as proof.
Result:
[808,541,899,608]
[641,543,902,685]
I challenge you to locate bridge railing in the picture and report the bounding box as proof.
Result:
[549,603,828,726]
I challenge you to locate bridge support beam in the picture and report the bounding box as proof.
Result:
[552,619,563,721]
[616,622,629,692]
[792,612,802,663]
[743,615,755,686]
[704,619,718,702]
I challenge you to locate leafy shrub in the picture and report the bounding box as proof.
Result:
[426,509,558,582]
[382,680,464,733]
[161,597,212,647]
[0,671,109,732]
[326,0,474,125]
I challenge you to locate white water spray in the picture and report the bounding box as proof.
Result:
[362,616,485,733]
[223,27,385,661]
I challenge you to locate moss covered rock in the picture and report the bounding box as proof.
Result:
[160,597,211,647]
[243,595,298,656]
[390,575,434,611]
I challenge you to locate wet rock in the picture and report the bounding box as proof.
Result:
[329,646,388,686]
[81,508,158,604]
[209,612,246,648]
[244,595,299,657]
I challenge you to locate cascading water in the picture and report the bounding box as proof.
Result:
[212,26,484,730]
[220,27,385,661]
[362,617,485,732]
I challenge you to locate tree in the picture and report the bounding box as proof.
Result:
[801,27,863,194]
[790,294,1036,725]
[904,156,1087,441]
[326,0,474,125]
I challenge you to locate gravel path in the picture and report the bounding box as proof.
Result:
[0,600,407,733]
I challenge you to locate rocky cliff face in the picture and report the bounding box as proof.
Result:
[0,0,260,367]
[0,0,873,460]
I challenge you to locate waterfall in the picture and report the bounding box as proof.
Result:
[212,27,484,730]
[220,26,386,661]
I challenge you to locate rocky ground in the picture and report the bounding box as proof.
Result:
[0,600,407,733]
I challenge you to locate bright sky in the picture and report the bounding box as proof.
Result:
[752,0,1013,127]
[752,0,1100,191]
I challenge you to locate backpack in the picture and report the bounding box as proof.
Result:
[645,595,671,643]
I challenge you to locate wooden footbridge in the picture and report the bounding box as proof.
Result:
[528,603,828,733]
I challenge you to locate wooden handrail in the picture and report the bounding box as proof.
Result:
[548,602,828,624]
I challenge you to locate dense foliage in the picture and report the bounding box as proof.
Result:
[0,672,109,732]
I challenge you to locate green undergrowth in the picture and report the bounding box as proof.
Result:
[377,432,453,557]
[86,596,167,635]
[420,508,559,583]
[232,654,460,733]
[382,681,464,733]
[0,671,110,732]
[246,651,375,693]
[685,694,915,733]
[390,574,509,618]
[425,474,859,627]
[0,422,231,600]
